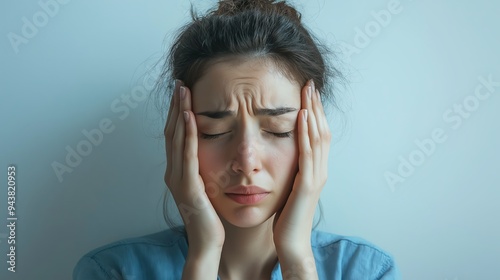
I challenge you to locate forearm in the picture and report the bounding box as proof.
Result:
[182,248,222,280]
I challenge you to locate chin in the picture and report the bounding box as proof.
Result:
[218,205,274,229]
[210,191,288,229]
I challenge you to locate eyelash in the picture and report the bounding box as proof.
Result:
[200,131,293,140]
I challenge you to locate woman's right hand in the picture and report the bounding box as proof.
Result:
[164,80,225,254]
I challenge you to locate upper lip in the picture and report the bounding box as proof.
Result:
[225,185,270,195]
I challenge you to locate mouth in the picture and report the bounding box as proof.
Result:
[226,193,270,205]
[224,185,270,205]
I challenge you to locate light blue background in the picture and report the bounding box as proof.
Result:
[1,0,499,279]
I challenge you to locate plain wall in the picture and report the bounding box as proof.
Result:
[1,0,499,279]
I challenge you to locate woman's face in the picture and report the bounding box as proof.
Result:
[191,57,301,228]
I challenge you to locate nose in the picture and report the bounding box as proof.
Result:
[230,135,263,176]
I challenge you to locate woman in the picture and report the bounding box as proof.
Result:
[73,0,400,279]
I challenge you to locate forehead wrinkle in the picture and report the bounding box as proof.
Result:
[192,58,302,117]
[225,78,268,116]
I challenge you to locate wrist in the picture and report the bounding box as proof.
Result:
[278,249,318,280]
[187,246,223,261]
[183,248,222,280]
[274,234,312,256]
[276,245,313,263]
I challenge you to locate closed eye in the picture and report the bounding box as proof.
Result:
[270,131,293,138]
[200,131,293,140]
[199,132,230,140]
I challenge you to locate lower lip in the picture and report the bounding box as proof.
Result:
[226,193,269,205]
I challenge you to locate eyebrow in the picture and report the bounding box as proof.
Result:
[195,107,297,119]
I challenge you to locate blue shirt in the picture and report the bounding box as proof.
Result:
[73,227,400,279]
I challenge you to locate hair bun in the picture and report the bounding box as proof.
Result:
[213,0,301,24]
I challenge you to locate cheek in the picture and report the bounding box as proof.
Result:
[268,141,299,179]
[198,143,218,175]
[197,143,230,186]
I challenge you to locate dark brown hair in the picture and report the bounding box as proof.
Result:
[154,0,343,113]
[154,0,343,230]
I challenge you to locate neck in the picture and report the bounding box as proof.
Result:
[218,217,278,280]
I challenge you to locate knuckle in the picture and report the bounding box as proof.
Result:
[311,134,321,145]
[302,148,313,159]
[323,131,332,142]
[184,149,197,159]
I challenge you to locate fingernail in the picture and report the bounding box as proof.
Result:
[180,86,186,100]
[307,85,312,99]
[303,109,308,121]
[310,79,315,91]
[183,111,189,122]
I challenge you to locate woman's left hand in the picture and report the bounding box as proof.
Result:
[272,79,331,270]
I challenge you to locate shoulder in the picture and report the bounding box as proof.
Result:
[72,227,188,280]
[310,230,401,279]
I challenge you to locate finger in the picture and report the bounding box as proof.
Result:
[297,108,313,194]
[165,80,179,133]
[312,87,331,187]
[165,80,183,186]
[310,83,330,182]
[305,81,320,182]
[307,80,320,142]
[312,88,328,139]
[181,87,199,183]
[171,86,187,182]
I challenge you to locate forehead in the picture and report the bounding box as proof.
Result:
[191,57,301,111]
